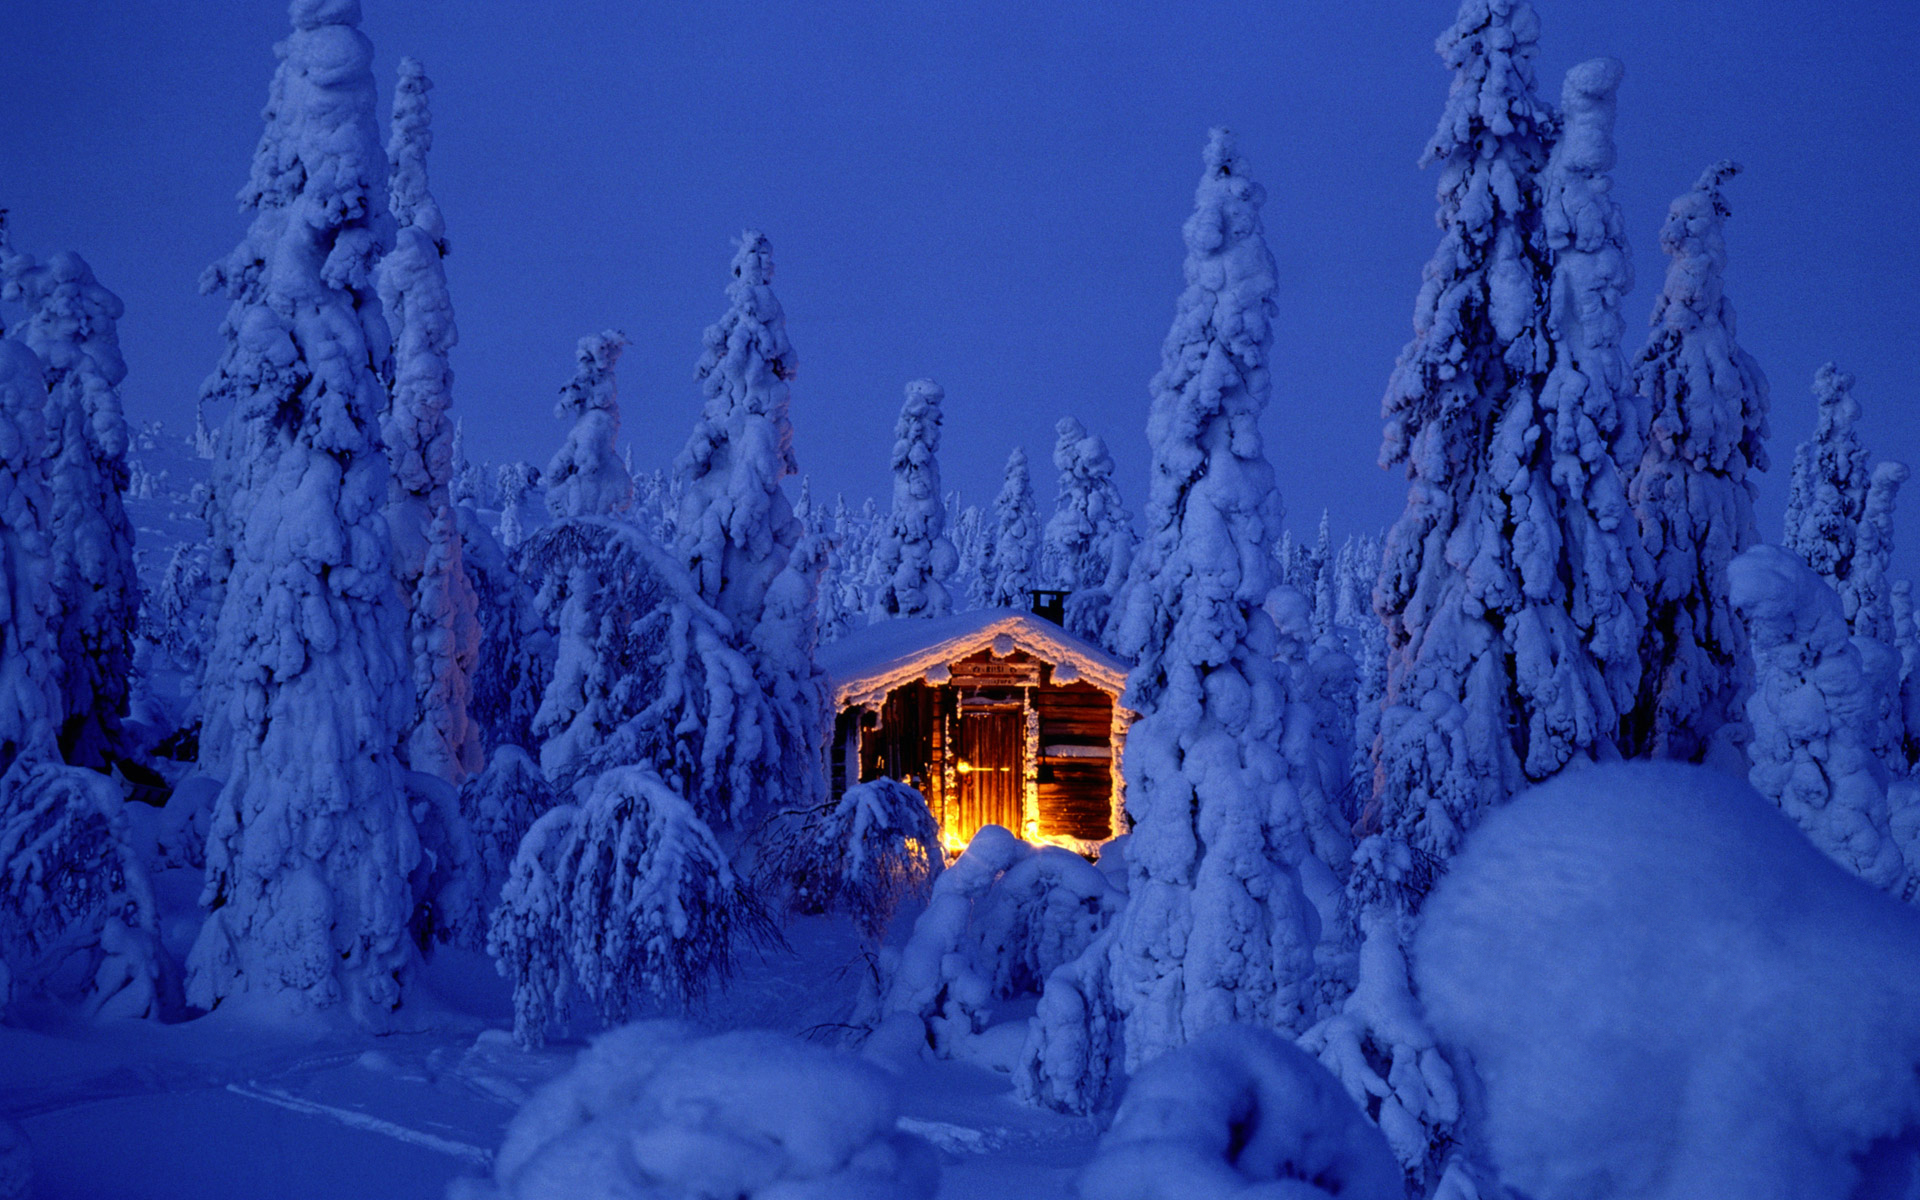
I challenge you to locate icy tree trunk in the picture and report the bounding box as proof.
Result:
[188,0,419,1023]
[1626,161,1770,764]
[870,380,957,619]
[378,56,482,783]
[1103,128,1317,1072]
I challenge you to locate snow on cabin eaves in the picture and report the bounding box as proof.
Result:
[820,608,1130,710]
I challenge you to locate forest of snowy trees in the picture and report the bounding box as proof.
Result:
[5,1,1920,1198]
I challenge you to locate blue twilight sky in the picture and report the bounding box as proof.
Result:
[5,1,1918,570]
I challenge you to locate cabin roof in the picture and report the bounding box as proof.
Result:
[820,608,1130,709]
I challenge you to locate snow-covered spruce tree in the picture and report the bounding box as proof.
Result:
[817,493,863,642]
[673,231,828,818]
[1850,460,1907,647]
[188,0,418,1021]
[1783,362,1871,601]
[377,55,482,784]
[1731,545,1907,893]
[496,461,535,548]
[461,506,553,754]
[545,331,633,520]
[870,380,958,619]
[987,446,1040,609]
[1044,416,1136,645]
[675,230,801,631]
[2,246,137,768]
[1056,129,1319,1093]
[0,306,59,771]
[1317,4,1571,1183]
[1626,161,1770,764]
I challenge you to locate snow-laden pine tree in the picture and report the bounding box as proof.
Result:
[377,56,482,783]
[870,380,958,619]
[545,331,633,520]
[1853,462,1907,646]
[1320,3,1570,1181]
[1102,128,1318,1071]
[188,0,418,1022]
[673,232,827,817]
[1043,416,1135,645]
[0,334,56,772]
[675,230,801,629]
[1626,161,1770,764]
[1,244,137,769]
[1783,363,1870,600]
[987,446,1040,609]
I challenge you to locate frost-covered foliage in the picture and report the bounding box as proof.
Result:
[1268,585,1358,960]
[543,331,633,520]
[0,760,162,1018]
[1730,545,1907,893]
[818,493,874,641]
[403,769,483,950]
[461,506,552,754]
[986,446,1040,609]
[522,518,786,829]
[0,337,57,771]
[870,379,958,619]
[885,826,1121,1054]
[377,56,481,784]
[451,1021,939,1200]
[459,745,554,905]
[189,0,418,1022]
[487,767,769,1045]
[1333,533,1387,809]
[1627,161,1769,764]
[675,230,801,632]
[769,777,941,943]
[1043,416,1135,646]
[952,499,991,610]
[1416,761,1920,1200]
[3,244,137,768]
[494,461,537,549]
[1076,1025,1404,1200]
[1101,128,1318,1077]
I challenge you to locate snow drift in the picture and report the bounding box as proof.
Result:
[1414,760,1920,1200]
[1076,1023,1402,1200]
[451,1020,938,1200]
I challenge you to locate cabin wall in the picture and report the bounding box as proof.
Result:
[1035,682,1115,841]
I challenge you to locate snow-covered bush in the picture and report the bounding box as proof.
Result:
[1415,760,1920,1200]
[521,517,783,827]
[768,778,942,942]
[450,1021,938,1200]
[1730,544,1907,892]
[487,767,771,1046]
[884,826,1121,1053]
[1076,1024,1403,1200]
[459,746,554,905]
[0,761,162,1018]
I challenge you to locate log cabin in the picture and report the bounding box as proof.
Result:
[818,607,1133,854]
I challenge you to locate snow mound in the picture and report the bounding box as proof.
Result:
[454,1020,939,1200]
[1076,1023,1402,1200]
[1414,760,1920,1200]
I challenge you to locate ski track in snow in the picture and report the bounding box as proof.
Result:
[225,1082,495,1168]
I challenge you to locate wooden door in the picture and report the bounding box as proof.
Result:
[955,709,1023,843]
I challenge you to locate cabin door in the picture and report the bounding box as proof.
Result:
[955,708,1023,844]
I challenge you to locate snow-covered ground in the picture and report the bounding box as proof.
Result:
[3,914,1102,1200]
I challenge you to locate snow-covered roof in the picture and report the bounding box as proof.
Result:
[820,609,1130,709]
